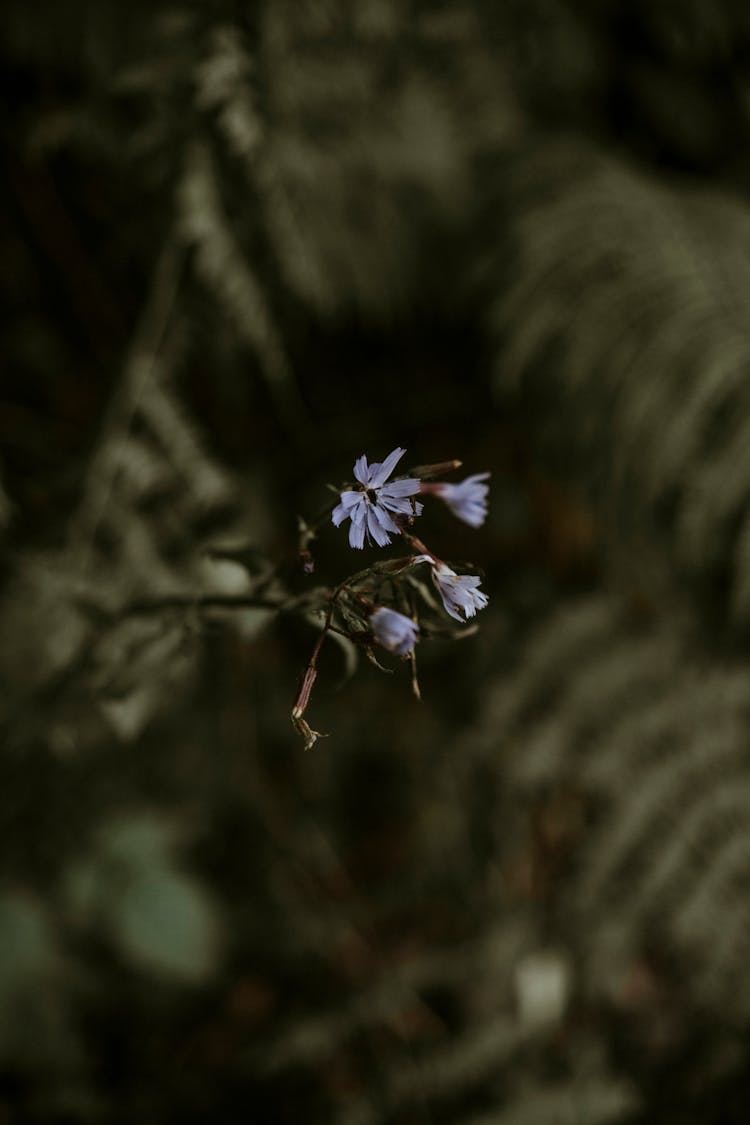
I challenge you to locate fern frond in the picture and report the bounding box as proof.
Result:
[460,1072,638,1125]
[177,140,304,428]
[489,141,750,625]
[475,593,750,1020]
[259,920,525,1075]
[194,25,262,170]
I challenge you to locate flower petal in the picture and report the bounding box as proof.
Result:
[368,447,406,489]
[374,502,405,532]
[349,518,366,549]
[380,477,420,498]
[331,502,348,527]
[339,490,363,508]
[353,455,370,485]
[438,590,464,621]
[331,491,362,526]
[379,495,415,516]
[367,506,392,547]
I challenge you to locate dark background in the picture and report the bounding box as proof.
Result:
[4,2,750,1122]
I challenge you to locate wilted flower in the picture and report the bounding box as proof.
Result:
[370,606,420,656]
[427,472,490,528]
[332,447,422,549]
[431,561,489,622]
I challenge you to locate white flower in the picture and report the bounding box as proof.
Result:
[430,472,490,528]
[370,607,419,656]
[431,561,488,622]
[332,447,422,549]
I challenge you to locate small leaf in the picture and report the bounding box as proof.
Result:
[99,814,180,868]
[114,868,221,982]
[0,894,54,995]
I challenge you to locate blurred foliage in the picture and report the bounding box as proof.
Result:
[4,0,750,1122]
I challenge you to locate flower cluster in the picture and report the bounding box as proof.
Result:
[292,446,489,749]
[332,448,490,549]
[332,446,489,628]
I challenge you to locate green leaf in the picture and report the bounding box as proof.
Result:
[98,813,179,868]
[0,894,54,995]
[113,868,220,982]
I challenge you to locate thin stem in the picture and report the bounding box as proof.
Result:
[109,592,286,619]
[291,578,352,750]
[400,529,436,561]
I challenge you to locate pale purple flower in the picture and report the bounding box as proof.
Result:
[370,606,420,656]
[431,561,489,622]
[332,447,422,549]
[429,473,490,528]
